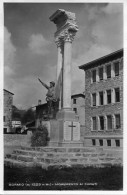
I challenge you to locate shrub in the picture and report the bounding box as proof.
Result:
[31,125,50,147]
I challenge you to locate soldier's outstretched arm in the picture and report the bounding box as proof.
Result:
[38,78,49,89]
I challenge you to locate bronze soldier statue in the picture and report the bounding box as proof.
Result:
[38,78,58,118]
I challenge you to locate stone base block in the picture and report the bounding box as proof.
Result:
[56,109,76,121]
[48,141,83,147]
[58,141,83,147]
[48,141,59,147]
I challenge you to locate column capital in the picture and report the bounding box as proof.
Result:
[55,24,78,45]
[63,30,77,43]
[55,37,63,48]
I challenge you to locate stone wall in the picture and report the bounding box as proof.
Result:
[4,134,32,147]
[4,90,13,133]
[4,134,32,156]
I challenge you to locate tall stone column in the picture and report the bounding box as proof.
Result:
[55,38,63,109]
[63,32,73,109]
[55,38,63,80]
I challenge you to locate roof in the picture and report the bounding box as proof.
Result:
[36,94,85,107]
[26,120,35,127]
[4,89,14,95]
[79,49,123,70]
[71,93,85,99]
[36,103,47,108]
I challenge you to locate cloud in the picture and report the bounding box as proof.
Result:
[12,64,56,109]
[4,27,56,109]
[12,76,45,109]
[4,26,16,73]
[102,3,123,15]
[4,26,17,89]
[28,34,50,55]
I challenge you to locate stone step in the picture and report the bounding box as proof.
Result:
[4,155,122,169]
[4,158,34,168]
[20,146,98,153]
[13,149,45,157]
[4,146,123,168]
[7,147,121,162]
[12,149,108,160]
[6,152,121,165]
[5,155,122,169]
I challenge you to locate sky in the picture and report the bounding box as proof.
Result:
[4,2,123,109]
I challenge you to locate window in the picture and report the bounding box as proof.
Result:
[107,115,112,130]
[107,64,111,78]
[99,92,103,105]
[114,62,119,76]
[4,128,7,134]
[92,139,96,146]
[107,90,111,104]
[99,116,104,130]
[92,117,97,130]
[73,108,77,113]
[115,88,120,102]
[115,140,120,147]
[92,70,96,82]
[3,116,6,122]
[99,139,103,146]
[92,93,96,106]
[115,114,121,129]
[107,140,111,146]
[99,67,103,80]
[73,98,76,104]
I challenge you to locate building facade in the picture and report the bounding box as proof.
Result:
[12,120,21,128]
[4,89,14,133]
[79,49,123,148]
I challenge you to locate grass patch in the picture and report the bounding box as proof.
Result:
[4,165,123,190]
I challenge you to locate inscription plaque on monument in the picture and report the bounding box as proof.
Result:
[63,121,80,141]
[64,121,71,141]
[73,121,80,141]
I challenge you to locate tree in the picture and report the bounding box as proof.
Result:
[12,105,21,120]
[31,125,50,147]
[21,108,35,124]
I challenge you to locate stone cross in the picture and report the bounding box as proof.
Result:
[68,121,76,140]
[50,9,78,110]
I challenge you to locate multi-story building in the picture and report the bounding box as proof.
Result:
[4,89,14,133]
[79,49,123,148]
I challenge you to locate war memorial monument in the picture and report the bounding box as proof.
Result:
[36,9,82,147]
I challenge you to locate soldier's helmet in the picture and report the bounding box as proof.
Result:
[50,81,55,86]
